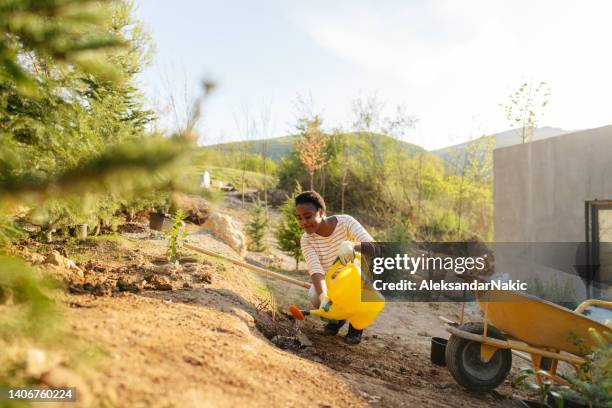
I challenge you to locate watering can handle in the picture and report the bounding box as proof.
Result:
[325,253,362,287]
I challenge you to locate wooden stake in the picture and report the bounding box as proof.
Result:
[184,243,311,289]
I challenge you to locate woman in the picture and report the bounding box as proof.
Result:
[295,190,377,345]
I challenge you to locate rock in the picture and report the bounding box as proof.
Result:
[192,272,212,284]
[201,212,246,257]
[172,193,210,225]
[183,263,213,284]
[182,263,204,273]
[70,282,114,296]
[152,263,182,276]
[27,252,46,265]
[182,355,203,366]
[116,277,141,293]
[146,275,173,291]
[296,333,313,347]
[44,251,84,280]
[271,334,312,350]
[43,265,84,285]
[179,256,199,263]
[83,260,108,273]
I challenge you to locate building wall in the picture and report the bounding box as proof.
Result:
[494,125,612,242]
[493,125,612,301]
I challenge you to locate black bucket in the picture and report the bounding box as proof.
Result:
[431,337,447,366]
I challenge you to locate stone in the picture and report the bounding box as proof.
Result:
[192,272,212,284]
[27,252,46,265]
[296,333,313,347]
[172,193,210,225]
[42,251,84,284]
[202,212,246,257]
[116,277,141,293]
[44,251,84,278]
[146,275,173,291]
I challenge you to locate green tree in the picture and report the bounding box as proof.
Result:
[501,80,551,143]
[276,183,303,271]
[166,208,187,263]
[246,197,268,252]
[0,0,201,391]
[295,116,327,191]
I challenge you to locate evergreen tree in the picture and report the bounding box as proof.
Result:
[246,197,268,252]
[276,183,303,271]
[0,0,201,390]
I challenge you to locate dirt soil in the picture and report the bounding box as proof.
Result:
[17,197,531,407]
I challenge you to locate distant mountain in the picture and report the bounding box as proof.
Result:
[432,127,573,164]
[204,132,425,161]
[204,126,575,165]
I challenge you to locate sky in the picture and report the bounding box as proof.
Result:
[133,0,612,150]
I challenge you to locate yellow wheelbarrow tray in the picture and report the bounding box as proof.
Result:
[443,290,612,392]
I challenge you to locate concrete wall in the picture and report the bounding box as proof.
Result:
[494,125,612,242]
[494,125,612,301]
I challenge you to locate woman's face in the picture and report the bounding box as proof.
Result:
[296,203,324,234]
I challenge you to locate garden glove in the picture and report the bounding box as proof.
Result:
[338,241,355,265]
[319,292,332,312]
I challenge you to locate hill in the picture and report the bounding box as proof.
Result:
[203,132,426,162]
[431,126,573,164]
[204,127,573,166]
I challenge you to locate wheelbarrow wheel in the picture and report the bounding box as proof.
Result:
[445,322,512,392]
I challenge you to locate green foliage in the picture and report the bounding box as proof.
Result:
[0,0,125,94]
[514,331,612,408]
[246,198,268,252]
[276,128,493,241]
[196,147,277,175]
[166,208,187,263]
[501,81,551,143]
[0,255,60,339]
[276,183,303,271]
[527,277,578,310]
[0,0,200,393]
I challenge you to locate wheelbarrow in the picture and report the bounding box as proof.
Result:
[288,255,385,330]
[443,290,612,392]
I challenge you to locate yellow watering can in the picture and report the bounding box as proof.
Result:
[289,255,385,330]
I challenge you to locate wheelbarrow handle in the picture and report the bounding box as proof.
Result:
[574,299,612,314]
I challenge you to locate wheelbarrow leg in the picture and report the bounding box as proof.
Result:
[530,354,544,387]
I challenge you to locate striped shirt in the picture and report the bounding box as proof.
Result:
[301,215,374,276]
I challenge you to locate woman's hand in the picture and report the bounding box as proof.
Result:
[319,292,332,311]
[338,241,355,265]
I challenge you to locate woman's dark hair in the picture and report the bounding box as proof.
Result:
[295,191,326,213]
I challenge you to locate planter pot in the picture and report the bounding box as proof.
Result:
[149,212,170,232]
[76,224,88,239]
[430,337,447,366]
